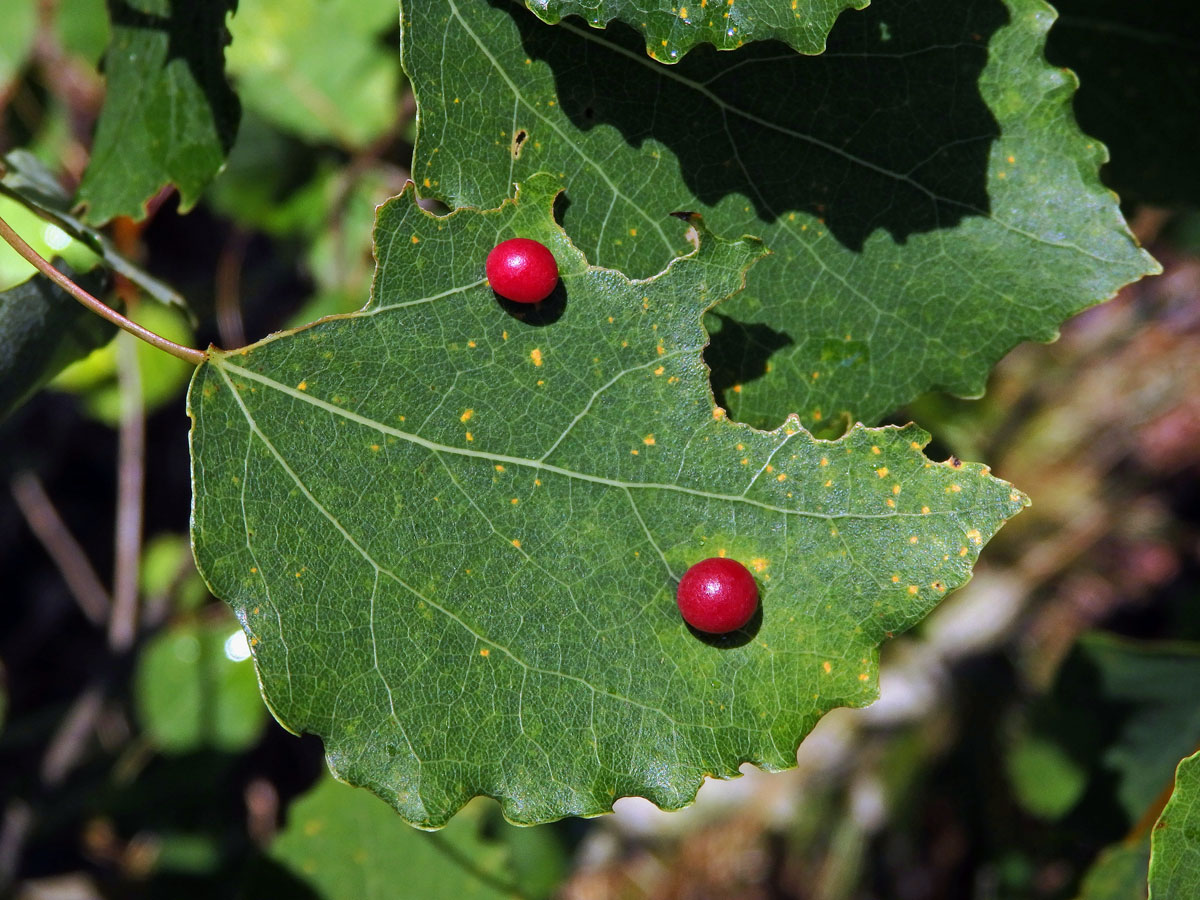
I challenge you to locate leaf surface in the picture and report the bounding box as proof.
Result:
[78,0,239,223]
[1046,0,1200,208]
[1150,750,1200,899]
[0,267,113,421]
[190,175,1025,826]
[519,0,868,62]
[257,776,563,899]
[403,0,1158,430]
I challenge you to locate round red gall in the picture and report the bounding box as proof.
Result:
[676,557,759,634]
[485,238,559,304]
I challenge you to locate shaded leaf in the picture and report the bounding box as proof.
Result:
[1149,750,1200,899]
[403,0,1157,430]
[1022,633,1200,828]
[1046,0,1200,208]
[78,0,240,224]
[190,174,1025,826]
[520,0,868,62]
[0,266,113,421]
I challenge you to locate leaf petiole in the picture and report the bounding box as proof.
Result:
[0,214,208,367]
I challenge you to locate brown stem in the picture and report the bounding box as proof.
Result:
[0,213,208,366]
[108,333,144,654]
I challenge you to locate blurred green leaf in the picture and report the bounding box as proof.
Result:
[1075,838,1150,900]
[1046,0,1200,208]
[226,0,401,149]
[404,0,1157,431]
[54,0,112,65]
[1149,750,1200,899]
[134,617,267,754]
[0,266,113,421]
[260,776,561,899]
[51,301,194,424]
[3,149,191,315]
[78,0,240,223]
[1006,733,1089,821]
[0,0,36,87]
[1029,633,1200,826]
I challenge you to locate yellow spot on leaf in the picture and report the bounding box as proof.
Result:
[297,381,307,391]
[370,444,380,452]
[776,473,787,481]
[530,348,543,366]
[460,409,474,423]
[921,505,931,515]
[907,585,919,595]
[495,465,505,472]
[654,366,665,376]
[820,457,829,466]
[876,467,889,478]
[967,528,982,543]
[511,498,519,505]
[751,558,767,572]
[465,432,474,442]
[511,539,521,549]
[822,661,832,674]
[480,648,490,657]
[891,574,900,583]
[643,434,656,445]
[713,407,725,420]
[909,536,919,544]
[871,446,881,455]
[717,548,727,558]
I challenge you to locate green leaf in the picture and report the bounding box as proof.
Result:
[1005,732,1087,821]
[78,0,239,224]
[0,267,114,421]
[1025,633,1200,827]
[2,149,192,315]
[403,0,1158,430]
[1076,838,1150,900]
[225,0,402,149]
[50,300,195,424]
[520,0,868,62]
[256,776,562,899]
[0,0,36,87]
[1046,0,1200,208]
[134,616,267,754]
[190,174,1025,826]
[1149,751,1200,899]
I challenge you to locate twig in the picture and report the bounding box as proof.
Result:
[0,800,33,892]
[40,683,106,787]
[214,228,248,349]
[108,332,144,654]
[0,213,208,365]
[10,471,111,627]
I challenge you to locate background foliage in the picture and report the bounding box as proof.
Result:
[0,0,1197,898]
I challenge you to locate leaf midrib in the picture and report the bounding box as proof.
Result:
[214,355,954,523]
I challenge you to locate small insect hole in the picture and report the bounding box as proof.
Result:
[511,129,528,159]
[583,106,596,121]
